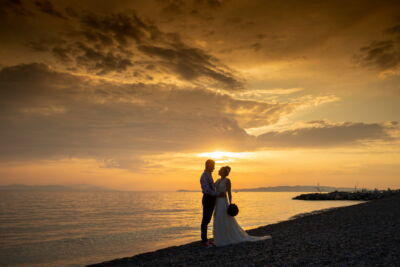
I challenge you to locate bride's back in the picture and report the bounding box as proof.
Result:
[215,178,228,193]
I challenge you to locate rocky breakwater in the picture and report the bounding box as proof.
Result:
[293,189,400,200]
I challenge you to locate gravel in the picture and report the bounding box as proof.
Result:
[88,194,400,266]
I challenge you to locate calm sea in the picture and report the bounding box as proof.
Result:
[0,191,361,266]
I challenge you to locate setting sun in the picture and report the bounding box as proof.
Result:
[198,151,236,159]
[197,151,254,160]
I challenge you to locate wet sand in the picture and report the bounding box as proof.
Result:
[89,194,400,266]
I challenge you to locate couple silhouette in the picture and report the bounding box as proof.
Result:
[199,159,271,247]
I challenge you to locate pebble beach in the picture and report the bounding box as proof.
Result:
[89,194,400,266]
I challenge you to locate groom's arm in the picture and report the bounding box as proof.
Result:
[200,173,217,196]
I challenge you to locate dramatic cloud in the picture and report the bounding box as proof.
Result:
[0,0,30,16]
[20,5,244,89]
[357,24,400,73]
[137,44,243,89]
[0,0,399,189]
[257,121,396,148]
[358,40,400,71]
[0,63,291,169]
[1,63,395,171]
[34,0,66,19]
[71,42,133,74]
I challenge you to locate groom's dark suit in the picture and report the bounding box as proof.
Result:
[200,170,217,243]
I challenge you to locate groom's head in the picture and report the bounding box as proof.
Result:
[205,159,215,172]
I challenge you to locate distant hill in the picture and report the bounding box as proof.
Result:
[236,186,358,192]
[177,185,359,193]
[0,184,116,192]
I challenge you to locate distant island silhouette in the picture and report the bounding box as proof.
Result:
[177,185,360,193]
[0,184,363,192]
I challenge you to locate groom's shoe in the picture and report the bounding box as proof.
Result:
[208,240,216,247]
[201,242,209,247]
[201,241,213,248]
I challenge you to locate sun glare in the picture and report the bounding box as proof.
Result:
[198,151,229,159]
[197,151,250,161]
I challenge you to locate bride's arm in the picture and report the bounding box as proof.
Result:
[226,179,232,204]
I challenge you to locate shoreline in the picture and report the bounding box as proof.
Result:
[89,195,400,266]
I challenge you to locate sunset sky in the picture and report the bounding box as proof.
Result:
[0,0,399,190]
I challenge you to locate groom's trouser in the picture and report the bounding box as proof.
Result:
[201,194,216,242]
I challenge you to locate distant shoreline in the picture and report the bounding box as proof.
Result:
[177,185,359,193]
[88,194,400,266]
[0,184,360,192]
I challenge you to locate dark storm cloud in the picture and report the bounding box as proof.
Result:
[74,42,133,74]
[28,36,66,53]
[78,10,243,88]
[82,30,114,47]
[357,24,400,72]
[194,0,225,8]
[0,63,262,168]
[19,5,244,89]
[0,0,30,15]
[257,121,394,148]
[79,11,157,45]
[358,40,400,70]
[387,24,400,35]
[42,38,135,74]
[34,0,65,19]
[50,43,134,75]
[3,0,243,87]
[157,0,225,17]
[52,46,72,61]
[34,11,153,74]
[28,25,136,74]
[138,44,243,89]
[0,62,81,95]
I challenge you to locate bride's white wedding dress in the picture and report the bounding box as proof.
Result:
[213,178,271,247]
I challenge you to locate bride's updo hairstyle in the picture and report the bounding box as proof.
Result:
[219,166,231,177]
[224,166,231,175]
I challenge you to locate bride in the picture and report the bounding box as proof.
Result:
[213,166,271,247]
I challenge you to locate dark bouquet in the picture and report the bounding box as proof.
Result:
[227,203,239,216]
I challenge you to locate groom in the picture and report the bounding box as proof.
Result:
[200,159,224,247]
